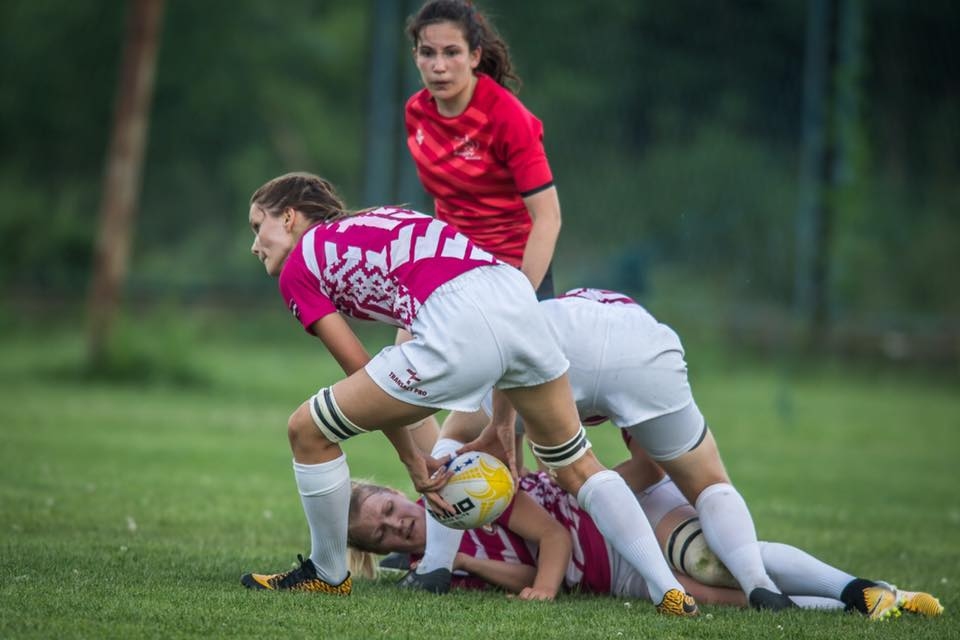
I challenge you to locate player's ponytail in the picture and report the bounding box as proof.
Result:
[407,0,522,94]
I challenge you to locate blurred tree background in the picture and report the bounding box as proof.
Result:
[1,0,957,365]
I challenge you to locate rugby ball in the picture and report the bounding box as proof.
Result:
[427,452,515,530]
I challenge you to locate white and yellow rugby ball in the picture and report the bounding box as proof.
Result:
[427,452,515,530]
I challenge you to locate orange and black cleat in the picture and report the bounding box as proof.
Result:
[656,588,699,617]
[241,554,352,594]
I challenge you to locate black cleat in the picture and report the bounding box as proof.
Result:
[379,552,412,571]
[397,568,452,594]
[749,587,798,611]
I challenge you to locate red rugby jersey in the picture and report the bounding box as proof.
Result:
[405,74,554,267]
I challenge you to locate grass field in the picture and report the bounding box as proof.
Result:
[1,316,957,639]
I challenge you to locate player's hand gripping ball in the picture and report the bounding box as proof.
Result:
[427,452,515,530]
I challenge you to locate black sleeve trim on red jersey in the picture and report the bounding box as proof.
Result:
[520,181,555,198]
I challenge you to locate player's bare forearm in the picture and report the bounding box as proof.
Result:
[521,187,561,290]
[311,313,371,375]
[488,389,518,477]
[505,492,572,599]
[529,526,570,599]
[383,426,422,469]
[455,554,536,594]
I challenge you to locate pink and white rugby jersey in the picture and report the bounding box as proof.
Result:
[279,207,499,332]
[557,287,637,306]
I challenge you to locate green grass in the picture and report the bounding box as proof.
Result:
[1,321,958,639]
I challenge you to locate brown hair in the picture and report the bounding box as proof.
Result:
[249,172,351,224]
[407,0,521,94]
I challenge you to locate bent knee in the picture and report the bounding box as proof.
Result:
[288,402,328,450]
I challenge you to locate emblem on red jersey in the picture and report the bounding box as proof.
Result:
[415,128,424,145]
[453,135,481,160]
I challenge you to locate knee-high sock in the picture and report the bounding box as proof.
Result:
[417,438,465,573]
[294,455,351,584]
[695,483,778,595]
[578,469,683,603]
[790,596,845,610]
[759,541,855,599]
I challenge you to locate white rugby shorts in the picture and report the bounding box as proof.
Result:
[490,296,706,460]
[364,264,569,412]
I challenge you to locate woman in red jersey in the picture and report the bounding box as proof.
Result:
[405,0,561,300]
[395,0,567,583]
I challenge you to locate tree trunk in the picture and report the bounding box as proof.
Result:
[86,0,165,366]
[794,0,842,345]
[363,0,402,207]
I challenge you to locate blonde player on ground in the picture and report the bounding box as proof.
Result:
[346,467,943,619]
[238,173,697,616]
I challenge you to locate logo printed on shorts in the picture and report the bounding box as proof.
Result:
[389,369,427,397]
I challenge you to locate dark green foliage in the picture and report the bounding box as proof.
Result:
[0,0,957,330]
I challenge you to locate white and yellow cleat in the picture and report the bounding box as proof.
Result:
[862,585,901,621]
[896,589,944,617]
